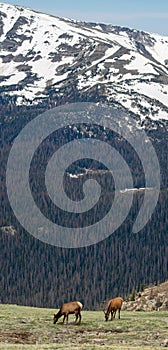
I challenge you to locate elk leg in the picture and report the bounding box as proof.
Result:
[75,312,78,323]
[66,314,69,323]
[78,312,81,324]
[118,309,121,319]
[63,315,66,324]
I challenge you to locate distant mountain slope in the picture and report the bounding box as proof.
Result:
[0,2,168,124]
[0,3,167,310]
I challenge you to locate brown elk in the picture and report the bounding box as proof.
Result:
[104,297,123,321]
[53,301,83,324]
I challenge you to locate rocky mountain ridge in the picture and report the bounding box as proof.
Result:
[0,2,168,126]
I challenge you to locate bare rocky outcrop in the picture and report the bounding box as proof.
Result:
[1,225,17,236]
[123,281,168,311]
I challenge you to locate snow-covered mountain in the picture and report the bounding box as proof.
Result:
[0,2,168,124]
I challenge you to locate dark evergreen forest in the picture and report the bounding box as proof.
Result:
[0,97,167,309]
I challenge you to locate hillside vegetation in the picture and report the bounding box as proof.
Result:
[0,304,168,349]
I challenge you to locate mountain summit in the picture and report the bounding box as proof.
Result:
[0,2,168,124]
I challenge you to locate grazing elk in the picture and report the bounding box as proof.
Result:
[104,297,123,321]
[53,301,83,324]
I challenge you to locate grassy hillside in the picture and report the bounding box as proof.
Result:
[0,304,168,349]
